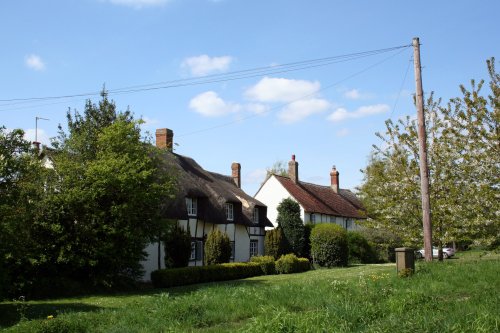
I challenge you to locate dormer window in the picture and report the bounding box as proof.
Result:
[225,203,234,221]
[252,207,259,223]
[186,197,197,216]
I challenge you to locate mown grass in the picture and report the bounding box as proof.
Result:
[1,250,499,332]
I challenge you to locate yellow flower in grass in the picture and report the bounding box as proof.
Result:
[47,315,54,319]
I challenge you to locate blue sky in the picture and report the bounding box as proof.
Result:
[1,0,499,195]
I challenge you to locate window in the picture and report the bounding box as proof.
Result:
[310,213,316,224]
[249,240,258,257]
[230,241,235,259]
[225,203,234,221]
[252,207,259,223]
[190,240,203,260]
[186,197,197,216]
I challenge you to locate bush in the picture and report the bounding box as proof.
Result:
[151,262,262,288]
[310,224,348,267]
[265,227,290,260]
[275,254,299,274]
[277,198,305,256]
[303,224,314,260]
[164,223,191,268]
[347,231,378,264]
[358,228,403,262]
[297,257,311,272]
[250,255,276,275]
[204,229,232,265]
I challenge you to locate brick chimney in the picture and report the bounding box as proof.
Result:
[288,154,299,183]
[330,165,339,193]
[231,162,241,188]
[155,128,173,150]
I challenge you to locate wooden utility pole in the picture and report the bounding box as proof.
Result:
[413,37,433,261]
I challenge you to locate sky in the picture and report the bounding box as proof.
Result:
[1,0,499,196]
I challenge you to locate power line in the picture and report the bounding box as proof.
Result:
[389,54,413,119]
[178,47,410,138]
[0,44,411,108]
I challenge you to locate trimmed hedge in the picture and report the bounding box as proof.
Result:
[275,254,311,274]
[151,262,262,288]
[151,256,311,288]
[347,231,378,264]
[250,255,276,275]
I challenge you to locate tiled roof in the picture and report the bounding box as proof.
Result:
[274,175,365,219]
[160,151,273,228]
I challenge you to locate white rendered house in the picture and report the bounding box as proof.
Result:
[141,128,273,280]
[255,155,365,230]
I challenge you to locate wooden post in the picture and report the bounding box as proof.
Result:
[413,37,433,262]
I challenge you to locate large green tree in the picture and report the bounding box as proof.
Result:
[359,58,499,250]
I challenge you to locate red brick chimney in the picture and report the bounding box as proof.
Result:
[231,162,241,188]
[288,154,299,183]
[330,165,339,193]
[155,128,173,150]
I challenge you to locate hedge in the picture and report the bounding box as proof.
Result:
[151,262,262,288]
[151,256,311,288]
[311,223,349,267]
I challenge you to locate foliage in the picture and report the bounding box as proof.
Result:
[264,227,289,259]
[302,223,314,260]
[204,229,232,265]
[0,127,47,299]
[358,58,499,249]
[250,255,276,275]
[276,198,305,256]
[151,262,262,288]
[1,91,176,298]
[347,231,378,264]
[358,228,402,263]
[275,254,299,274]
[164,222,191,268]
[265,160,288,176]
[310,223,348,267]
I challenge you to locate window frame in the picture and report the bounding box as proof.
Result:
[186,197,197,217]
[225,202,234,221]
[249,239,258,257]
[252,207,259,223]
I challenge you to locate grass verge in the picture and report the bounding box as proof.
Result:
[1,250,499,332]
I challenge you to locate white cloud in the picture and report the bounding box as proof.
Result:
[245,77,320,103]
[245,103,269,115]
[278,98,330,124]
[139,116,159,127]
[336,128,350,137]
[25,54,45,71]
[107,0,170,9]
[327,104,389,122]
[244,168,268,185]
[189,91,240,117]
[343,88,374,100]
[23,128,50,145]
[182,55,233,76]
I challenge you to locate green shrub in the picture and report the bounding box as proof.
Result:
[265,227,290,260]
[204,229,232,265]
[297,257,311,272]
[275,254,299,274]
[310,224,348,267]
[164,223,192,268]
[303,224,314,260]
[347,231,378,264]
[358,228,403,262]
[277,198,305,256]
[151,262,262,288]
[250,255,276,275]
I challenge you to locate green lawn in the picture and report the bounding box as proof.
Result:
[1,250,499,332]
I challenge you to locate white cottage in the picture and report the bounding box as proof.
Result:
[255,155,366,230]
[141,128,273,280]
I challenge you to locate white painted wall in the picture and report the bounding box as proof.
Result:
[141,242,165,281]
[255,175,299,228]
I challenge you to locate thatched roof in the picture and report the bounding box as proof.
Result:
[159,150,273,228]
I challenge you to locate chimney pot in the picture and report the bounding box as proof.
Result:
[231,162,241,188]
[330,166,339,193]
